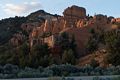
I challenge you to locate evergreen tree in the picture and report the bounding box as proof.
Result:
[62,49,76,65]
[90,59,99,68]
[30,43,50,67]
[105,30,120,66]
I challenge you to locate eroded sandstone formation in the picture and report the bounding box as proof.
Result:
[10,33,26,47]
[27,5,118,55]
[43,17,65,34]
[111,18,120,23]
[21,22,41,33]
[63,5,86,28]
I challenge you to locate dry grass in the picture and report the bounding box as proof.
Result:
[77,50,107,67]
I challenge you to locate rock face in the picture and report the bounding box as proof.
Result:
[93,14,108,25]
[63,5,86,19]
[63,5,86,28]
[43,17,65,34]
[62,27,91,55]
[52,17,66,34]
[28,5,117,56]
[76,19,88,28]
[29,26,44,47]
[112,18,120,23]
[44,33,59,47]
[10,33,25,47]
[21,22,41,33]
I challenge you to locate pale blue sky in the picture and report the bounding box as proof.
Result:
[0,0,120,20]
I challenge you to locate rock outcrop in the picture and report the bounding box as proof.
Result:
[28,5,118,56]
[111,18,120,23]
[10,33,26,47]
[63,5,86,28]
[21,22,41,33]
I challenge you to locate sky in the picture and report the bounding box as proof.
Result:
[0,0,120,20]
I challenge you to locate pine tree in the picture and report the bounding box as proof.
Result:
[62,49,76,65]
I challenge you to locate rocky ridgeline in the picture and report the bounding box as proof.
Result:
[13,5,119,55]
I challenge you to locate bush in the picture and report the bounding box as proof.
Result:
[37,66,44,72]
[112,76,120,80]
[3,64,19,74]
[90,59,99,68]
[47,64,80,76]
[62,49,76,65]
[0,64,119,78]
[104,30,120,66]
[42,68,53,77]
[3,74,16,79]
[0,74,3,79]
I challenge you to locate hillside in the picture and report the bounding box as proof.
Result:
[0,17,27,45]
[78,50,106,67]
[0,5,119,68]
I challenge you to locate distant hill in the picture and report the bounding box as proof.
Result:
[0,10,58,45]
[27,10,60,22]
